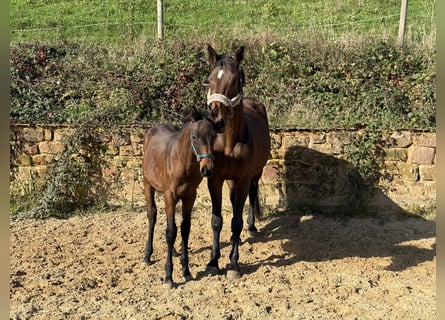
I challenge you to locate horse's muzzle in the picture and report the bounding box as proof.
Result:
[200,166,214,177]
[214,119,225,133]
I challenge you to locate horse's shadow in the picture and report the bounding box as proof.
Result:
[240,212,435,276]
[194,144,435,280]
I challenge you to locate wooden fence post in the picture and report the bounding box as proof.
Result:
[157,0,164,40]
[398,0,408,46]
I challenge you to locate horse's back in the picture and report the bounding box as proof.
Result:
[143,125,175,151]
[143,125,176,190]
[243,98,271,163]
[243,97,269,123]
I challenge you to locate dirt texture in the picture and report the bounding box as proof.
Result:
[10,209,436,319]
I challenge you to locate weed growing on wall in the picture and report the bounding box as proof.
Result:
[343,123,386,212]
[12,107,130,219]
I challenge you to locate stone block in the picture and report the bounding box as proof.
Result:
[22,128,43,143]
[53,128,74,141]
[32,154,55,165]
[120,145,135,156]
[270,133,282,150]
[281,134,310,150]
[399,163,419,182]
[43,129,53,141]
[385,148,408,162]
[415,133,436,147]
[419,165,435,181]
[262,164,283,183]
[387,131,412,148]
[411,147,435,165]
[130,134,143,144]
[23,143,39,155]
[310,132,326,144]
[14,154,31,166]
[38,141,65,154]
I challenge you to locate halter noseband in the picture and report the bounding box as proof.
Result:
[190,131,214,162]
[206,90,243,108]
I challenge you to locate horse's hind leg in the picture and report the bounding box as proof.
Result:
[143,183,157,264]
[247,174,262,237]
[180,193,196,281]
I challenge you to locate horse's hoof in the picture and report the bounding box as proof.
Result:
[247,229,259,238]
[184,274,193,282]
[142,257,152,265]
[226,269,242,280]
[163,280,174,289]
[205,266,219,276]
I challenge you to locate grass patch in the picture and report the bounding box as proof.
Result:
[10,0,436,45]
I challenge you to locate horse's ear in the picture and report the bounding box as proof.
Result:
[233,46,244,64]
[183,107,198,123]
[208,45,218,69]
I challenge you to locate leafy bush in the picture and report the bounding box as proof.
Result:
[10,37,435,130]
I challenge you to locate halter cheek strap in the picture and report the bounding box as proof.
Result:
[190,132,214,162]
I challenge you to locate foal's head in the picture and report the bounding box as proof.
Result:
[183,108,217,177]
[207,45,245,133]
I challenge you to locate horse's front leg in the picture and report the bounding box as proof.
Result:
[180,193,196,281]
[206,176,224,273]
[227,179,250,280]
[164,193,178,288]
[143,183,157,264]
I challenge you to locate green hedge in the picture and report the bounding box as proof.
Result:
[10,38,435,130]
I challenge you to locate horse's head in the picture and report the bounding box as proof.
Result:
[184,108,217,177]
[207,45,245,133]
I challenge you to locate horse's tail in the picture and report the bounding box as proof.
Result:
[249,176,262,220]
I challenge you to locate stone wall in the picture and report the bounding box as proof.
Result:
[10,125,436,216]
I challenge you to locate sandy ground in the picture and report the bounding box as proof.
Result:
[10,208,435,319]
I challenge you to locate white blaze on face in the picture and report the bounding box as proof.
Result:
[217,69,224,79]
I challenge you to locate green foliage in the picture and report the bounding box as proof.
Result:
[10,38,435,130]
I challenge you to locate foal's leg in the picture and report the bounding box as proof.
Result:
[143,183,157,264]
[164,192,178,288]
[206,176,224,273]
[180,193,196,281]
[227,179,250,280]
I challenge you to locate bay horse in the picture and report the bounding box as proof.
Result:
[205,45,271,279]
[142,107,216,288]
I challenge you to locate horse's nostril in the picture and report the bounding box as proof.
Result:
[201,166,214,177]
[216,119,225,132]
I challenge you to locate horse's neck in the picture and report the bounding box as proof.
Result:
[222,103,245,154]
[176,124,195,169]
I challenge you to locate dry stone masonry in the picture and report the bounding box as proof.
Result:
[10,125,435,216]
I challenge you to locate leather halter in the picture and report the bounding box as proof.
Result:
[190,131,214,162]
[206,65,244,108]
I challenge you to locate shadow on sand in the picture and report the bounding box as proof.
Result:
[195,144,435,280]
[239,144,435,275]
